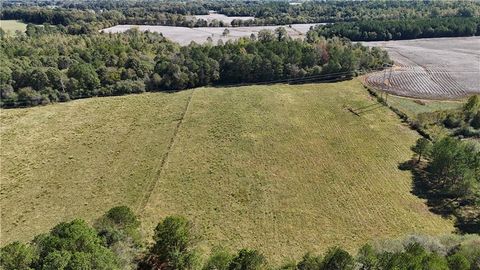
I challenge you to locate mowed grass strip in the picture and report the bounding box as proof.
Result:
[142,80,453,262]
[1,80,453,262]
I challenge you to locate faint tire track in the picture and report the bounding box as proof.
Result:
[138,90,196,214]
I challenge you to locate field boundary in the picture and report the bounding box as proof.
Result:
[361,80,432,140]
[138,89,196,214]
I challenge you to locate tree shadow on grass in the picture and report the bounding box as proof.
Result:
[398,160,480,234]
[455,212,480,234]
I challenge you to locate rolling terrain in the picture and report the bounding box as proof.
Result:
[0,80,453,262]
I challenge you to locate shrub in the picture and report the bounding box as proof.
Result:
[464,95,480,117]
[228,249,266,270]
[356,244,378,270]
[17,87,43,106]
[105,206,140,230]
[402,235,446,255]
[42,251,71,270]
[95,205,142,267]
[0,84,17,107]
[421,252,449,270]
[33,219,119,269]
[321,247,354,270]
[296,252,323,270]
[448,254,471,270]
[0,241,38,270]
[453,240,480,270]
[58,92,70,102]
[203,248,234,270]
[454,126,480,138]
[470,111,480,129]
[0,83,14,99]
[149,216,198,270]
[443,114,462,128]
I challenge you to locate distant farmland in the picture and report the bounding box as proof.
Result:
[101,23,319,45]
[0,80,453,262]
[364,37,480,100]
[0,20,27,35]
[189,12,255,24]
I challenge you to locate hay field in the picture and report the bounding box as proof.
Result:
[0,80,453,262]
[0,20,27,35]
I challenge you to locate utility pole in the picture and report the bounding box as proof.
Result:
[385,66,393,104]
[381,64,388,100]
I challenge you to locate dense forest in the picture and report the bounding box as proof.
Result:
[309,17,480,41]
[223,0,480,26]
[0,28,390,108]
[1,206,479,270]
[2,0,480,29]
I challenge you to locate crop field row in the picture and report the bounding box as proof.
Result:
[363,37,480,100]
[366,66,469,99]
[0,80,453,263]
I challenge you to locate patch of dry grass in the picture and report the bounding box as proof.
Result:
[0,20,27,35]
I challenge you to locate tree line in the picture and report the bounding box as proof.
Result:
[0,28,390,108]
[224,0,480,27]
[309,17,480,42]
[408,96,480,234]
[2,0,479,30]
[1,206,479,270]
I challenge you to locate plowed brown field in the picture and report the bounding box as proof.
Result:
[364,37,480,100]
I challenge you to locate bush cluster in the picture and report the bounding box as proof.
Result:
[1,206,479,270]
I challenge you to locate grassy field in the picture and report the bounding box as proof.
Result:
[0,80,453,263]
[384,94,470,139]
[386,95,463,118]
[0,20,27,35]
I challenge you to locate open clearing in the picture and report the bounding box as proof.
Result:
[101,23,319,45]
[0,20,27,35]
[189,11,254,24]
[364,37,480,100]
[0,80,453,262]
